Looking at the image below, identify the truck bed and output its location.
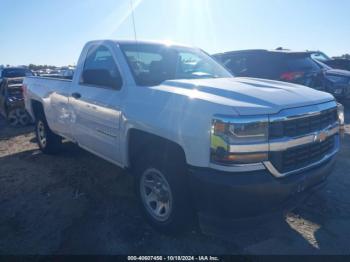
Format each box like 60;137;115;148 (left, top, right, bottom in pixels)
24;76;72;97
24;76;72;120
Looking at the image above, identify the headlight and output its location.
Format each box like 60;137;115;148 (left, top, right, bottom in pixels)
211;115;269;165
337;103;345;126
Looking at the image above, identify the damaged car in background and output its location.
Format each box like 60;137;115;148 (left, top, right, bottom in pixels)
213;49;350;100
310;51;350;72
0;77;32;126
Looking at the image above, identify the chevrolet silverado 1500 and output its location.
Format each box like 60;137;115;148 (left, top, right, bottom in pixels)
24;40;340;234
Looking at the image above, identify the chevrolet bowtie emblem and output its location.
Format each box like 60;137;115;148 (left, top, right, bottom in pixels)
314;130;328;143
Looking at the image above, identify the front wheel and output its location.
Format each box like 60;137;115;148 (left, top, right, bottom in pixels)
140;168;173;223
134;149;194;234
35;114;62;154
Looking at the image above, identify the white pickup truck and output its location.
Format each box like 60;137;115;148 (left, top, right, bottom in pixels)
24;40;340;234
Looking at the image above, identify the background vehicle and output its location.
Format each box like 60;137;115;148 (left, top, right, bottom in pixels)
39;67;75;80
0;67;33;83
0;68;33;126
310;51;350;71
24;40;340;234
0;77;31;126
0;67;34;77
213;50;350;100
59;67;75;79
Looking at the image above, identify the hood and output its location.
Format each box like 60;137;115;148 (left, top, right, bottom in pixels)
152;77;334;115
325;69;350;77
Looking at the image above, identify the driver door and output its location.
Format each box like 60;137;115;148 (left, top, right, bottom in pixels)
69;44;124;165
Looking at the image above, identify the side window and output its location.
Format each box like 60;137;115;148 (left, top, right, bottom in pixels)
81;45;123;89
233;54;281;78
223;55;248;76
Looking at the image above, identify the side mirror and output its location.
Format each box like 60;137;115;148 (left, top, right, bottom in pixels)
82;69;122;89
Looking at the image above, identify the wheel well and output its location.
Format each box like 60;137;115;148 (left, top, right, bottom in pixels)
31;100;44;120
128;129;186;170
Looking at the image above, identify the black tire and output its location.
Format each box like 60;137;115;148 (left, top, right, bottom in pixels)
7;108;31;127
35;113;62;154
134;147;195;234
7;109;20;127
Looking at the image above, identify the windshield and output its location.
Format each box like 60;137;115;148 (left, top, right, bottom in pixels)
2;68;33;78
314;60;332;70
120;43;233;86
310;52;331;62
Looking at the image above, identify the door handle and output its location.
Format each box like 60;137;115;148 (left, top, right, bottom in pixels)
71;92;81;99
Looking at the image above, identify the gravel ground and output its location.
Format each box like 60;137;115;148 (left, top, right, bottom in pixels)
0;102;349;255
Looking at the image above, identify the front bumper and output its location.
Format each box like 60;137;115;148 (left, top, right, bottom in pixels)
188;156;335;221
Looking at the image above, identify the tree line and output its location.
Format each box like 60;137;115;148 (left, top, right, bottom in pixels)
0;64;75;70
28;64;75;70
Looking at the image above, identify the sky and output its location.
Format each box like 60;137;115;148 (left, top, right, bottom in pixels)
1;0;349;66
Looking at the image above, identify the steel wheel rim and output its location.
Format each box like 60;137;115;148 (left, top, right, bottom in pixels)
140;168;173;222
37;120;47;147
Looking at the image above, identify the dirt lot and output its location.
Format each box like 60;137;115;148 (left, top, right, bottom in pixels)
0;103;350;255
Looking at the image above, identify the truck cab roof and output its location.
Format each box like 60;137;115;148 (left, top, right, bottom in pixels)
85;39;198;50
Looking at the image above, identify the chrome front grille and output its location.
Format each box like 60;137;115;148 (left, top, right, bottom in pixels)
269;135;336;174
265;101;340;177
269;107;338;139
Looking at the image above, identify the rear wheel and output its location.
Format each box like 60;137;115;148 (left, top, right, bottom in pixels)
35;114;62;154
134;148;194;234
